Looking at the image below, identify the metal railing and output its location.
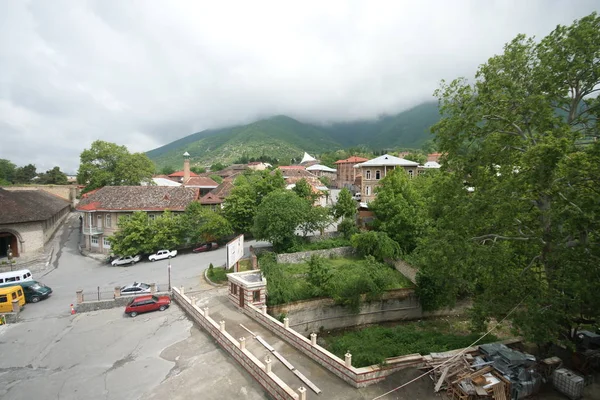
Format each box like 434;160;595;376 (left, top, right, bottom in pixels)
79;283;170;302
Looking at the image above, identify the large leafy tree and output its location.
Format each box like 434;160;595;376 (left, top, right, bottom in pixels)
182;202;233;244
0;159;16;185
369;169;428;254
77;140;155;193
37;166;68;185
253;190;309;251
332;187;357;220
422;13;600;346
14;164;37;184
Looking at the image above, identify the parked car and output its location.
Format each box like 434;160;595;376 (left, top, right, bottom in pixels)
125;295;171;317
111;255;141;266
352;192;361;201
0;280;52;303
192;242;219;253
120;282;156;296
148;249;178;262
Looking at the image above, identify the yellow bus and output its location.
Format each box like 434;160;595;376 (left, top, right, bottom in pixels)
0;286;26;313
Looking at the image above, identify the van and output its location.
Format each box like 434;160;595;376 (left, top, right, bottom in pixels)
0;280;52;303
0;269;33;285
0;286;26;313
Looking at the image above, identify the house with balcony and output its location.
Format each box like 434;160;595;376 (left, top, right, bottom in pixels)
354;154;419;203
76;186;200;254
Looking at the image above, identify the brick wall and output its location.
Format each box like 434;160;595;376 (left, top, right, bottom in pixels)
172;288;300;400
243;303;424;388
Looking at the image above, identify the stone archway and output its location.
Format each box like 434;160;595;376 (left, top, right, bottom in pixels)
0;231;21;257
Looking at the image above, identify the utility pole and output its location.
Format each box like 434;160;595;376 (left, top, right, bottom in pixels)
168;262;172;291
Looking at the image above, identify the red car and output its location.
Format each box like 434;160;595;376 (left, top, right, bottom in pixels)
192;242;219;253
125;295;171;317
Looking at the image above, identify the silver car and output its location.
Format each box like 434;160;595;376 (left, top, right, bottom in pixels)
120;282;156;296
111;255;141;266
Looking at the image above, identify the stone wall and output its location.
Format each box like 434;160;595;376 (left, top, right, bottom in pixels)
172;288;300;400
244;303;424;388
276;247;354;264
75;291;171;312
305;232;341;243
269;289;422;334
0;221;44;256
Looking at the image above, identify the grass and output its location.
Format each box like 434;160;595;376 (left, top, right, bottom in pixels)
261;255;414;306
284;237;351;253
321;317;504;367
208;259;254;284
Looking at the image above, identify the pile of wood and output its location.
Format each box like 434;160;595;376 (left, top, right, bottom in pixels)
422;352;511;399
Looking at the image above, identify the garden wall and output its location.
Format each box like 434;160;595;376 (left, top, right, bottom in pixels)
244;302;424;388
172;288;300;400
276;247;355;264
268;289;422;334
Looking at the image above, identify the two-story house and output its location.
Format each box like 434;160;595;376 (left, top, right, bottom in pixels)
354;154;419;203
334;156;369;189
76;186;200;254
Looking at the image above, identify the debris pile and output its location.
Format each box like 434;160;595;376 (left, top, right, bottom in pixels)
423;342;542;400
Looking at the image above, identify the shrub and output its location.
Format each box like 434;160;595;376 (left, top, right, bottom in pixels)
350;231;401;261
338;218;358;239
207;263;215;278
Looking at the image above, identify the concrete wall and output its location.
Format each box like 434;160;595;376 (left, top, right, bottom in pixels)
269;289;422;334
244;302;424;388
276;247;354;264
172;288;300;400
75;291;171;312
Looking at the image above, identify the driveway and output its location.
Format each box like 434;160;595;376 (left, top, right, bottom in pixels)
0;306;268;400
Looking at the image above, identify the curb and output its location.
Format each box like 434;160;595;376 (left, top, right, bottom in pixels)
203;268;226;287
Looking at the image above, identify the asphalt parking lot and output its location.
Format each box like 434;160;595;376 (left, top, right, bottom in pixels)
0;304;268;400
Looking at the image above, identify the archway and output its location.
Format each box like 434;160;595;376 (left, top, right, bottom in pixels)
0;232;19;257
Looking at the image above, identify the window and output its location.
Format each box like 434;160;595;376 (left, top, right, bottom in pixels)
375;170;381;180
91;236;99;247
233;285;238;295
0;295;6;303
97;214;102;226
408;169;414;179
253;291;260;302
366;170;371;179
366;186;371;196
17;289;23;296
105;214;112;228
103;237;111;248
11;292;16;300
148;214;156;221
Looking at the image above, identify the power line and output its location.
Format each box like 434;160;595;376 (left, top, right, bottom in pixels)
371;298;526;400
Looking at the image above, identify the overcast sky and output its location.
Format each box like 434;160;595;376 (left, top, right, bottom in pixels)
0;1;597;173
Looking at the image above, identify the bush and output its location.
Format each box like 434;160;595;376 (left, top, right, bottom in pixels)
338;218;358;239
285;237;350;253
350;231;401;261
207;263;215;277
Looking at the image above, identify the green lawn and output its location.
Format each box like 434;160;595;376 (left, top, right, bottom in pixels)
321;318;501;367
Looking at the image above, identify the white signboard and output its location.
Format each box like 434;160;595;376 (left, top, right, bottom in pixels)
226;234;244;270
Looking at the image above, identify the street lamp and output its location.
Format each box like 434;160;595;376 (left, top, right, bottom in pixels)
168;261;172;291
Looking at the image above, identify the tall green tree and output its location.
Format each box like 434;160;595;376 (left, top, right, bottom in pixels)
182;202;233;244
0;159;16;184
108;212;155;256
253;190;309;251
423;12;600;346
14;164;37;184
77;140;155;192
332;187;357;220
369;169;428;254
37;166;68;185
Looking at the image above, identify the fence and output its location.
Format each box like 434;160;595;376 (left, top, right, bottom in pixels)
77;282;169;307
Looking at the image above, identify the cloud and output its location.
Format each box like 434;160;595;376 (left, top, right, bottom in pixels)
0;0;597;173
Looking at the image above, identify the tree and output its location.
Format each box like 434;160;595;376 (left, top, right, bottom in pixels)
369;169;428;254
292;178;314;201
77;140;155;192
182;202;233;244
0;159;16;184
350;231;401;262
332;188;357;220
210;162;226;172
253;190;309;251
190;166;206;174
148;210;184;251
160;165;176;175
299;206;333;237
108;212;155;256
424;13;600;346
37;166;68;185
14;164;37;184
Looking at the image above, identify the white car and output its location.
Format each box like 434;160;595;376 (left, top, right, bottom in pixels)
111;255;141;266
148;249;178;262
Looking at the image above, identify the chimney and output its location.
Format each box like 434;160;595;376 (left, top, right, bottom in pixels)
183;151;190;184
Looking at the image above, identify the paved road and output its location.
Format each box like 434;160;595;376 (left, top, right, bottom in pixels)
20;214;268;320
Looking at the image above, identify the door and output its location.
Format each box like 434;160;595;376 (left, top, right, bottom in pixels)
97;214;103;229
239;288;244;307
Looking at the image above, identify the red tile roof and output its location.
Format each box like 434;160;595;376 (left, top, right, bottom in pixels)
76;186;199;212
184;176;219;187
168;170;199;178
334;156;369;164
199;192;223;205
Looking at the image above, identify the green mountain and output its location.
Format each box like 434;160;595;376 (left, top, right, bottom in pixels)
147;102;440;169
